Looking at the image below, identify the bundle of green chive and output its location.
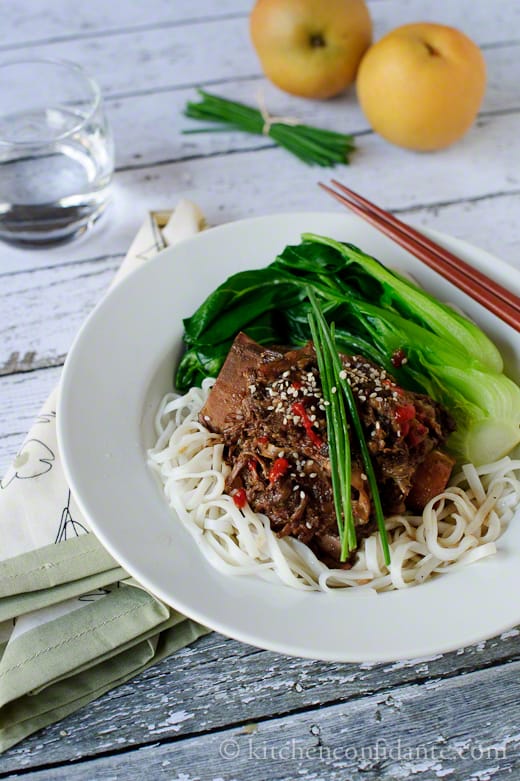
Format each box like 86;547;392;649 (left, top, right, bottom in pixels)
184;89;355;167
307;289;391;565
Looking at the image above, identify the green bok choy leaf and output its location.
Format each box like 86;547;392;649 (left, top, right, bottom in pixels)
176;234;520;465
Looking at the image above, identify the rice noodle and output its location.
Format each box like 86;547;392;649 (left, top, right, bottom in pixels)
148;380;520;592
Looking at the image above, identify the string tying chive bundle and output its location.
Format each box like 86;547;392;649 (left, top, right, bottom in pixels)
183;89;355;167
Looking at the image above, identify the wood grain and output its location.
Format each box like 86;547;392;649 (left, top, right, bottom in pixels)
0;259;120;377
0;0;248;50
1;629;520;773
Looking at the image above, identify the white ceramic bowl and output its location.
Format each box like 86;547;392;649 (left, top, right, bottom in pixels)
58;212;520;662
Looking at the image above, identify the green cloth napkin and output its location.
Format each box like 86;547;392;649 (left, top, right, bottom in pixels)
0;203;210;753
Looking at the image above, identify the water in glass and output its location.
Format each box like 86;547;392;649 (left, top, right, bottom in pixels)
0;59;114;247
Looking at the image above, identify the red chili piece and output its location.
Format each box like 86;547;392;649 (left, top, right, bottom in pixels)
232;488;247;509
395;403;416;437
291;401;323;448
247;458;258;473
268;457;290;484
391;348;407;368
395;404;416;424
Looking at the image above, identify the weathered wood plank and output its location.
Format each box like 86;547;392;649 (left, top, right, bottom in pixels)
0;258;121;377
3;0;518;61
3;654;519;779
1;627;519;772
2;16;259;99
0;0;248;49
1;20;516;181
1;3;517;107
1;107;519;277
104;42;520;169
113;106;520;221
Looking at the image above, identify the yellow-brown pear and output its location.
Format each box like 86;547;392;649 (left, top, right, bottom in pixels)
250;0;372;99
356;23;486;150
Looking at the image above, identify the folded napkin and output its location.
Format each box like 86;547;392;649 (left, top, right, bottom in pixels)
0;202;211;753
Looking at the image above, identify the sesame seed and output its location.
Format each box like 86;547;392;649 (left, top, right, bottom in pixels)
324;400;330;406
300;491;305;499
282;370;290;378
331;386;337;394
339;370;347;379
361;473;367;481
310;472;317;478
203;415;210;421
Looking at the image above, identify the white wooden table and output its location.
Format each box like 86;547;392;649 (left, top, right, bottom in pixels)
1;1;519;778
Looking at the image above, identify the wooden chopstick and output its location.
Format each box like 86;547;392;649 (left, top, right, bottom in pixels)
329;179;520;314
319;180;520;333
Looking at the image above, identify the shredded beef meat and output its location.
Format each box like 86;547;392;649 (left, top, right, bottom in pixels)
200;332;456;566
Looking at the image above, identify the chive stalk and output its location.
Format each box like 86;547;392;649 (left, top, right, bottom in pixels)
308;313;351;557
184;89;355;167
307;289;391;566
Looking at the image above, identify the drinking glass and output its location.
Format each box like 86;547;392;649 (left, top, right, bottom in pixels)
0;59;114;247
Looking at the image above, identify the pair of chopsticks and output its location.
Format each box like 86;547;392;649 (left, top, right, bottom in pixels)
319;180;520;333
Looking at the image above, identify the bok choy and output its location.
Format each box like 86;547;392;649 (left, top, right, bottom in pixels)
176;234;520;465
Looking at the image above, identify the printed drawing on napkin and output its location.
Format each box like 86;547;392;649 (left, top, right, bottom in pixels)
0;394;85;557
